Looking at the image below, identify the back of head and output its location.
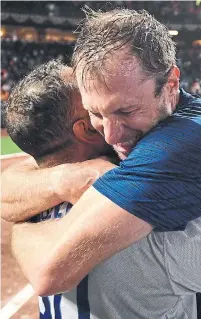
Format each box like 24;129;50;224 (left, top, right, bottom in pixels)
73;8;176;95
5;60;78;162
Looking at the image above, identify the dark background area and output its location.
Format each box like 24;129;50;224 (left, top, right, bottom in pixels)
1;1;201;127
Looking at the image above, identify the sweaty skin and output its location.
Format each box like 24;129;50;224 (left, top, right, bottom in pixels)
77;50;180;159
12;186;152;295
4;48;180;295
2;157;115;221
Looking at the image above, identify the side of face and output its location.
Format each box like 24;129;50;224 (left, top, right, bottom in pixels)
72;94;116;160
76;49;180;159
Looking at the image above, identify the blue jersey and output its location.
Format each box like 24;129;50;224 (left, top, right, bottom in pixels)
94;89;201;231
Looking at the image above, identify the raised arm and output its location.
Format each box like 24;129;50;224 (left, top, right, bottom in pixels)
12;187;152;296
2;158;115;222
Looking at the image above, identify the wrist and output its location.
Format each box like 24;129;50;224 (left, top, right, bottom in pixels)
52;162;100;204
49;164;67;204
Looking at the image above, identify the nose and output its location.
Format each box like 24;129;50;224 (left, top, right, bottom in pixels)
103;118;123;145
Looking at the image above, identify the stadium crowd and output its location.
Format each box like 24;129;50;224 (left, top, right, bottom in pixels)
1;39;72;99
1;39;201;109
1;0;201;127
1;39;72;127
2;1;201;22
1;0;201;112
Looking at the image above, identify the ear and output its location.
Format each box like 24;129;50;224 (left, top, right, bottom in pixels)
73;118;102;144
167;65;180;93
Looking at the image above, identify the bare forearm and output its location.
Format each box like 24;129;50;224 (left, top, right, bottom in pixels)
11;210;83;294
12;186;152;296
2;158;115;222
12;220;58;289
40;188;152;295
2;160;63;222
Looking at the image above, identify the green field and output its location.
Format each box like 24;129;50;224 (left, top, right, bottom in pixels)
1;136;23;155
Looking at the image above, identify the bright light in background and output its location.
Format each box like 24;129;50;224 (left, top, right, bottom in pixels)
169;30;179;36
0;29;5;37
196;0;201;6
0;27;7;37
192;39;201;46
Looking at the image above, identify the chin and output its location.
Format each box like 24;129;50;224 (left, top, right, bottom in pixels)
119;153;128;160
113;150;128;160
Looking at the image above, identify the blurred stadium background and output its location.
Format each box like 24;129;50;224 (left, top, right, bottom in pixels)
1;1;201;318
1;0;201;155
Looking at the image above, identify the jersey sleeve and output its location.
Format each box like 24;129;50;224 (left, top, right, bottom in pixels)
93;116;201;231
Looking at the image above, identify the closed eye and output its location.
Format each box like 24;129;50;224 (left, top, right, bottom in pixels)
88;111;103;119
116;109;134;115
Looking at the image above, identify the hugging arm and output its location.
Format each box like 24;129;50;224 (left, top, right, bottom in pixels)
2;157;59;221
2;158;115;222
12;186;152;296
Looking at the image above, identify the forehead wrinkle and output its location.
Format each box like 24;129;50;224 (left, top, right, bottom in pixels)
81;47;144;90
92;94;133;116
80;51;153;115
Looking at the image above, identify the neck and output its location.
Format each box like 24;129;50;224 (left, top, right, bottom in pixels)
37;143;94;168
172;89;180;113
38;149;81;169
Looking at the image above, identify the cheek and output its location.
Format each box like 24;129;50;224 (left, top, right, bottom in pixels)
128;118;146;131
126;114;155;133
124;114;143;130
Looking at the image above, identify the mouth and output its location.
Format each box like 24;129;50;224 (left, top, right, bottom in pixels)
113;134;143;158
113;141;136;158
115;142;134;152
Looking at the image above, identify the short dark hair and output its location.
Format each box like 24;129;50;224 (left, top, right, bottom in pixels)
72;8;176;96
5;60;78;160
